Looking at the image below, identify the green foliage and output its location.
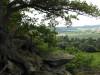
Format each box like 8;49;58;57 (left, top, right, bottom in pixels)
2;0;100;28
2;0;9;5
37;42;49;53
57;35;100;52
15;22;58;54
58;31;100;39
65;47;80;54
57;33;100;72
16;23;56;41
79;44;96;52
75;52;93;68
2;0;100;32
35;37;61;55
67;0;100;17
88;53;100;69
6;12;23;32
1;0;100;75
66;52;93;73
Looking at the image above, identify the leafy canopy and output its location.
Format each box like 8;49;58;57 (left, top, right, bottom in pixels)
2;0;100;27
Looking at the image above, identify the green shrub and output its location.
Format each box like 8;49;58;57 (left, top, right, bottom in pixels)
65;47;80;54
66;52;93;73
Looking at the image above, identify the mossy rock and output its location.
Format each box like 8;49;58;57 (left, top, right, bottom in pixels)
31;71;56;75
42;50;74;67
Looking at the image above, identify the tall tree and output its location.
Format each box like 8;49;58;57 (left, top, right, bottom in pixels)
0;0;100;75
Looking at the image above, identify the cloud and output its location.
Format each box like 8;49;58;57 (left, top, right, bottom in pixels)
71;0;100;26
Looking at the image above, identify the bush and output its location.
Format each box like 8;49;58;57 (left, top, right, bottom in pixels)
66;52;93;73
65;47;80;54
79;44;96;52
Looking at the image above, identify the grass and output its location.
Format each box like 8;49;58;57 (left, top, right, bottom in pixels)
88;52;100;68
83;52;100;68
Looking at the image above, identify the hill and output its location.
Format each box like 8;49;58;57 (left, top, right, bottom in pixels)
56;25;100;39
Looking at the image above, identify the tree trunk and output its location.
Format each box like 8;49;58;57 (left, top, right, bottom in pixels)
0;0;8;47
0;1;5;28
0;1;31;75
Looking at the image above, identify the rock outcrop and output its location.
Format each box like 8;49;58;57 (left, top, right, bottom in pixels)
0;34;74;75
40;52;74;75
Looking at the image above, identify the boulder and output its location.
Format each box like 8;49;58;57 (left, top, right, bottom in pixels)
43;51;74;67
37;51;74;75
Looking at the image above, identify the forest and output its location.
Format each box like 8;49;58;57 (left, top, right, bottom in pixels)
0;0;100;75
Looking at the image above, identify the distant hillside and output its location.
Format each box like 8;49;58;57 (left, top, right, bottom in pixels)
75;25;100;28
56;25;100;33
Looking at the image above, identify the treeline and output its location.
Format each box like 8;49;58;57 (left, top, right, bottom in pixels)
56;35;100;74
57;35;100;52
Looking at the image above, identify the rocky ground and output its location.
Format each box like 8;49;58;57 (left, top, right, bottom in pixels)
0;30;74;75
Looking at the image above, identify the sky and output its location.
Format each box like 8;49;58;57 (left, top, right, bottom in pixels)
26;0;100;27
70;0;100;27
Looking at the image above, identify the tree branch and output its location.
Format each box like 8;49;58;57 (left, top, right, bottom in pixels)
8;0;26;8
0;64;8;74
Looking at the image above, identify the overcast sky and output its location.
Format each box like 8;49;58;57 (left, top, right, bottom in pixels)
26;0;100;27
70;0;100;27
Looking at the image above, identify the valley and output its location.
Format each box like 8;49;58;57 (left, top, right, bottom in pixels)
56;25;100;39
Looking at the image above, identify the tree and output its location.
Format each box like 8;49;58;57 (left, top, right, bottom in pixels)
0;0;100;28
0;0;100;75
